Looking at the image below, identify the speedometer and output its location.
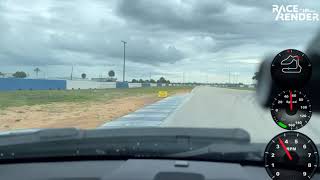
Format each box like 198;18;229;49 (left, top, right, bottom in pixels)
271;90;312;130
265;132;319;180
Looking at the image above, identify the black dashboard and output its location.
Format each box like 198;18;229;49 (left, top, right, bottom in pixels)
1;159;320;180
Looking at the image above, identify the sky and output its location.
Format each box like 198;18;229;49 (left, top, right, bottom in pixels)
0;0;319;83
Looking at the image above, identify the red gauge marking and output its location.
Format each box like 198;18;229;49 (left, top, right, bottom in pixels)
278;137;293;161
290;90;293;111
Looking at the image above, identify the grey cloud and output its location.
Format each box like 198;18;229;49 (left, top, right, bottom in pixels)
0;0;185;67
116;0;232;34
116;0;318;49
0;0;319;82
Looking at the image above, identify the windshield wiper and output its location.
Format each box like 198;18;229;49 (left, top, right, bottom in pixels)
164;142;265;164
0;128;82;146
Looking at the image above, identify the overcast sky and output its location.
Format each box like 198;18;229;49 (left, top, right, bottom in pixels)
0;0;319;83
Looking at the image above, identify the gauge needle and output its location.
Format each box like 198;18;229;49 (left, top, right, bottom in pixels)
278;137;293;161
289;90;293;111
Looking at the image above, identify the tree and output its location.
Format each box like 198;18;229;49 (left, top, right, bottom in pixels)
131;79;138;83
138;79;144;83
150;79;156;83
158;77;167;83
34;67;40;77
0;72;4;77
81;73;86;79
13;71;27;78
108;70;115;77
252;72;259;80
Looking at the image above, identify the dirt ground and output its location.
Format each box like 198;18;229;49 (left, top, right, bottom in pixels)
0;95;160;131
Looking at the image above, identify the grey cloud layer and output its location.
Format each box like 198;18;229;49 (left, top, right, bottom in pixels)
116;0;319;56
0;0;184;66
0;0;319;81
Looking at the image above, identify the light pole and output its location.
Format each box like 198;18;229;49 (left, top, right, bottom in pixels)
71;64;74;80
121;40;127;82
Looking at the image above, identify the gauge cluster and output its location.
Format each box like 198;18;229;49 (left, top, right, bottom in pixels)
271;90;312;130
265;49;317;180
271;49;312;88
265;132;318;180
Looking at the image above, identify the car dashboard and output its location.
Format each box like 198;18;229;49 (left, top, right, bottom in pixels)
1;159;320;180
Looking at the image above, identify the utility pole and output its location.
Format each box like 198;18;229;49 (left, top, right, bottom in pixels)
228;66;231;84
71;64;74;80
121;40;127;82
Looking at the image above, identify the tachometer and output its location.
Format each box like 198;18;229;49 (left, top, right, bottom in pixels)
265;132;319;180
271;90;312;130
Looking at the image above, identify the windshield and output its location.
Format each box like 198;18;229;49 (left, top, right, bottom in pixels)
0;0;320;163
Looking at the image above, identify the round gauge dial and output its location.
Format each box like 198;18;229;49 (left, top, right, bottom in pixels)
271;49;312;88
265;132;319;180
271;90;312;130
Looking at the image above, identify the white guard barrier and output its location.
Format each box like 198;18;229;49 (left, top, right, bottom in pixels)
66;80;116;90
128;83;142;88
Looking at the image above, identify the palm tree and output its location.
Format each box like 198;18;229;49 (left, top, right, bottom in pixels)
108;70;115;77
81;73;86;79
34;68;41;78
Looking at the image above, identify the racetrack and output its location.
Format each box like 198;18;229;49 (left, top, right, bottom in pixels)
162;86;320;144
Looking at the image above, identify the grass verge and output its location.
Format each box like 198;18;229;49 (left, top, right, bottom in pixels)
0;86;193;109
